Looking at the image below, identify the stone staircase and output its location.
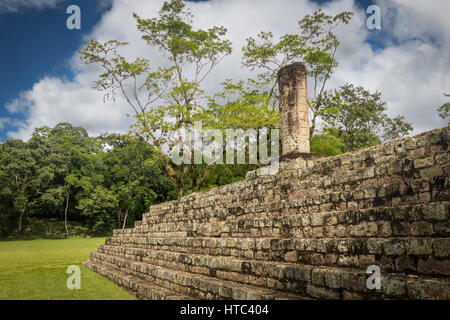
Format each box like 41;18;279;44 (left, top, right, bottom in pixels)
84;125;450;299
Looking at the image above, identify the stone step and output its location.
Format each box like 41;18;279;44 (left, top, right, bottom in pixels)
117;201;449;240
140;200;449;229
87;251;450;300
105;236;449;261
142;190;436;229
82;260;193;300
86;253;311;300
99;236;450;276
140;160;448;225
97;246;316;294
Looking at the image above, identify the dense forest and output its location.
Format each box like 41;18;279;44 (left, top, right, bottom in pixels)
0;122;255;238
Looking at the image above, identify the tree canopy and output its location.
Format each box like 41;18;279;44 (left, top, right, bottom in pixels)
319;84;412;152
0;123;177;237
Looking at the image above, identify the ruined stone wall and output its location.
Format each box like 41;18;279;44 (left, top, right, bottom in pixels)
86;124;449;300
136;126;448;239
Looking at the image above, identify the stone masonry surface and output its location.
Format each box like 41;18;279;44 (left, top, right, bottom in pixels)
84;123;450;300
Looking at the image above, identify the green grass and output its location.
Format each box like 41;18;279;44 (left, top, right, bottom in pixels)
0;238;135;300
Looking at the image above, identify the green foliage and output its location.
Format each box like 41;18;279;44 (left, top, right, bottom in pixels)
0;122;177;238
77;186;119;235
7;218;88;240
202;79;280;130
133;1;232;68
0;120;256;237
242;9;353;134
0;139;37;232
241;8;412;155
80;0;233;196
320;84;413;152
310;128;345;156
437;93;450;120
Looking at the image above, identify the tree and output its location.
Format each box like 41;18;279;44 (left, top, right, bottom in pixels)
0;122;180;238
77;185;119;235
79;0;232;196
97;133;176;229
310;128;345;156
203;79;280;131
319;84;413;152
242;9;353;135
26;123;94;237
50;123;90;236
0;140;37;232
437;93;450;120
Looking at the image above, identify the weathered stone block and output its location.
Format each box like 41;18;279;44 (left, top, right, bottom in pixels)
414;157;434;169
284;251;297;262
382;277;406;298
407;278;450;300
409;222;435;236
384;240;405;256
418;258;450;276
306;285;340;299
349;222;378;237
311;268;326;286
420;166;443;179
339;272;367;292
367;239;385;254
433;239;450;257
423;203;447;221
324;270;341;289
406;239;432;255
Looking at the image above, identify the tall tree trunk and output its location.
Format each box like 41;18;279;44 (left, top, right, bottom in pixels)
122;206;130;230
64;193;70;237
310;110;317;136
117;209;122;228
178;176;184;197
17;208;25;232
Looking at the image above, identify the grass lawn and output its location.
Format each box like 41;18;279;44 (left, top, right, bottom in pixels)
0;238;135;300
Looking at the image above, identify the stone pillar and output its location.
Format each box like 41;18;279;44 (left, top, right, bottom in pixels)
277;62;310;155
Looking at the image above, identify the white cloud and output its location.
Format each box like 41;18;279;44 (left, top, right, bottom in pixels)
4;0;450;140
0;117;22;139
5;76;134;139
0;118;10;131
328;0;450;133
0;0;63;13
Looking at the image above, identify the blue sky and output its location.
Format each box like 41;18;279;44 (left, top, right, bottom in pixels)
0;0;110;139
1;0;449;141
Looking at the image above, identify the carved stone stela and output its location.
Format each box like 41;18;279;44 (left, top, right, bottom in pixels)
278;62;310;155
